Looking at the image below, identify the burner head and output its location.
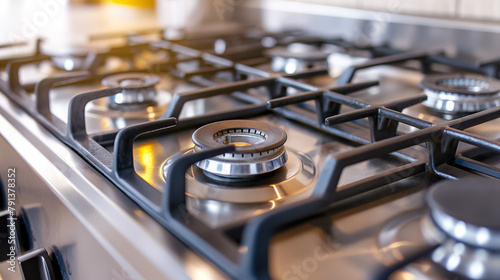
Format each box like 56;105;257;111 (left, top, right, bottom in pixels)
428;177;500;250
101;73;160;110
266;43;329;74
41;40;110;71
420;74;500;113
192;120;288;178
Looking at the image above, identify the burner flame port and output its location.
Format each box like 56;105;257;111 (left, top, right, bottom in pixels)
420;74;500;113
192;120;288;178
102;73;160;110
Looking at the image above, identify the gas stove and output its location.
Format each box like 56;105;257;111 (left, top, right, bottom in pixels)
1;23;500;280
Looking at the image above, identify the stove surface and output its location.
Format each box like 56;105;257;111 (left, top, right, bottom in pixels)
1;23;500;280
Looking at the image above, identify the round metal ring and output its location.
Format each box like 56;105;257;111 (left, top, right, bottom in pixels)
420;74;500;96
102;73;160;89
192;120;287;154
192;120;288;177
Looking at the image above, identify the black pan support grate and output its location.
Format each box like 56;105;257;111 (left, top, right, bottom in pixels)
1;30;500;279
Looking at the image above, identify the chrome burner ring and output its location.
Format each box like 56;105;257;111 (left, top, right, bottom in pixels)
41;40;110;71
102;73;160;109
420;74;500;113
192;120;288;178
265;43;330;74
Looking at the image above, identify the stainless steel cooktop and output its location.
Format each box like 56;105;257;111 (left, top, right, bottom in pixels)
1;25;500;280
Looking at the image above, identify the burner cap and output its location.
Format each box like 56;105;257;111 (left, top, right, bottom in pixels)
101;73;160;109
420;74;500;113
192;120;288;178
428;177;500;250
41;40;112;71
266;43;330;60
265;43;329;74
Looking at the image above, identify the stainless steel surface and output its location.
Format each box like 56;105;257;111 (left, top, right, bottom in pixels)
163;147;315;227
239;0;500;61
2;2;500;279
102;72;160;108
137;111;416;228
14;66;187;133
242;0;500;34
167;147;313;198
0;93;226;279
5;40;500;280
268;177;431;280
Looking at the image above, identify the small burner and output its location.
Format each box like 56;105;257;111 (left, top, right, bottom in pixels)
420;74;500;113
192;120;288;178
41;40;111;71
101;73;160;110
266;43;329;74
427;177;500;279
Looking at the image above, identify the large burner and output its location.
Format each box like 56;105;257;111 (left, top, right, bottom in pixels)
192;120;288;178
265;43;329;74
427;177;500;279
428;177;500;250
101;73;160;110
420;74;500;113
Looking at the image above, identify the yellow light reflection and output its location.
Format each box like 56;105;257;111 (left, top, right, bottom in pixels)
271;185;283;200
238;246;248;253
146;106;156;120
133;209;145;218
135;143;157;185
100;118;112;131
390;270;421;280
185;252;224;280
269;200;276;210
376;241;418;265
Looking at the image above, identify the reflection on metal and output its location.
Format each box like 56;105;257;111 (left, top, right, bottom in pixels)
185;251;224;280
431;240;500;279
267;43;330;74
102;72;161;109
377;210;436;266
269;200;276;210
271;185;282;200
85;89;171;130
135;143;165;185
163;147;315;203
420;74;500;113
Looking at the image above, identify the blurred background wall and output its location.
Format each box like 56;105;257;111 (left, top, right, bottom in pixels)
283;0;500;21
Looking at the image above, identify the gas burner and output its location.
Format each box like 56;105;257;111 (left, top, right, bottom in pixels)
162;148;315;204
427;177;500;279
192;120;288;178
41;40;111;71
266;43;329;74
420;74;500;113
428;177;500;250
101;73;160;110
